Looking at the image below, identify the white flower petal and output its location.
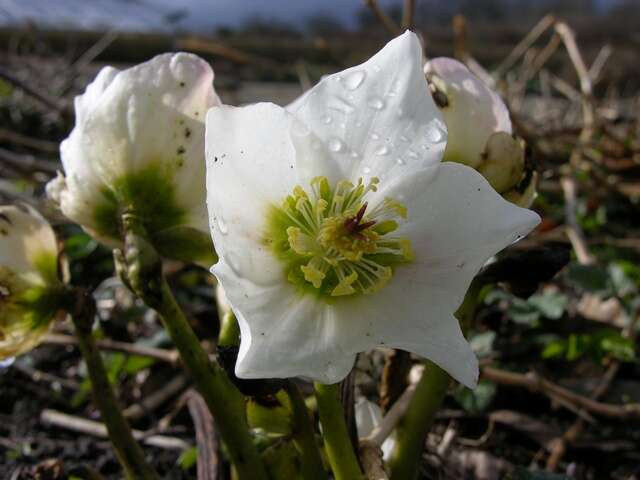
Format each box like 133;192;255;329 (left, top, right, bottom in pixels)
288;31;447;183
0;204;58;284
215;262;355;383
206;102;338;286
425;57;512;168
57;52;219;237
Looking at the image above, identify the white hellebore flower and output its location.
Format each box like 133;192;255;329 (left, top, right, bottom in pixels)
0;205;65;359
47;53;220;264
424;58;537;206
205;32;540;387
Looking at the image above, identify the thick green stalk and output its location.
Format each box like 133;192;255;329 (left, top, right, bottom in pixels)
314;383;364;480
285;382;328;480
387;361;450;480
69;290;158;480
119;214;268;480
149;278;268;480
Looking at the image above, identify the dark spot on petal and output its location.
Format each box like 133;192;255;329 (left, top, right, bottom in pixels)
177;146;186;155
184;127;192;138
0;213;11;225
179;81;185;87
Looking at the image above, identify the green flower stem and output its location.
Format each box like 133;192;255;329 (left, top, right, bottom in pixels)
285;382;328;480
388;361;450;480
314;383;364;480
388;279;484;480
69;290;158;480
119;214;268;480
218;311;240;347
148;277;268;480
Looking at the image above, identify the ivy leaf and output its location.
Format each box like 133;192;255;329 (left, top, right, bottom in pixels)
527;291;568;320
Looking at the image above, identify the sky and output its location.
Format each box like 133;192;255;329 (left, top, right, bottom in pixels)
0;0;625;33
0;0;398;32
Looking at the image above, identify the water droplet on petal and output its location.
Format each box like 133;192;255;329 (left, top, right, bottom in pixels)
328;137;345;153
363;166;372;174
372;64;381;72
350;151;360;159
396;108;404;117
216;216;228;235
421;144;430;151
341;69;366;90
400;135;409;142
339;122;346;129
367;97;386;110
375;145;390;156
396;157;406;165
426;127;443;143
322;114;332;125
370;132;380;140
407;150;418;159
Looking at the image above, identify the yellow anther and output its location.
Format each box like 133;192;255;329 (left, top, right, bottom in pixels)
331;272;358;296
293;186;308;199
374;220;398;235
301;263;325;289
287;227;312;255
399;239;414;261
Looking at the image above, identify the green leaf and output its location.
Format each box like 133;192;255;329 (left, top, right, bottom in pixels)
177;446;198;470
453;380;497;413
541;339;567;359
124;355;156;374
564;264;610;294
528;291;568;320
470;331;496;358
509;298;541;325
594;329;636;362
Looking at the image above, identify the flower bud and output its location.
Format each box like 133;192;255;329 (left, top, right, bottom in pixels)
424;57;536;205
48;53;221;265
0;205;66;359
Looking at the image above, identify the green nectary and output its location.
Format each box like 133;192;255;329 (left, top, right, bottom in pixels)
93;163;186;242
265;176;413;302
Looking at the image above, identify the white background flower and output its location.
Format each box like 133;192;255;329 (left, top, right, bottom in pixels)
424;57;512;168
0;205;63;358
49;53;220;260
205;32;539;387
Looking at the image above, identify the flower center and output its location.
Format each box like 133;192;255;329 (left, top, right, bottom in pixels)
266;176;413;300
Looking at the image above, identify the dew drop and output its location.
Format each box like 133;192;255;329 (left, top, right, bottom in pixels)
328;137;345;153
372;64;381;72
400;135;409;142
426;127;443;143
339;122;346;129
355;121;363;128
322;114;332;125
407;150;418;159
341;69;366;90
367;97;386;110
396;108;404;117
370;132;380;140
396;157;406;165
363;165;372;174
375;145;390;156
216;216;228;235
350;151;360;159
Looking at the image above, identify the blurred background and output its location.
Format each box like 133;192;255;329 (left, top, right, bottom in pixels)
1;1;640;479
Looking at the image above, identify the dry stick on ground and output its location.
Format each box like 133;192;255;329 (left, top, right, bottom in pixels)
0;146;59;176
45;333;180;365
481;367;640;420
123;375;189;421
495;14;556;77
543;23;629;472
0;128;59;153
186;390;220;480
362;0;400;36
40;409;190;451
0;66;69;114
